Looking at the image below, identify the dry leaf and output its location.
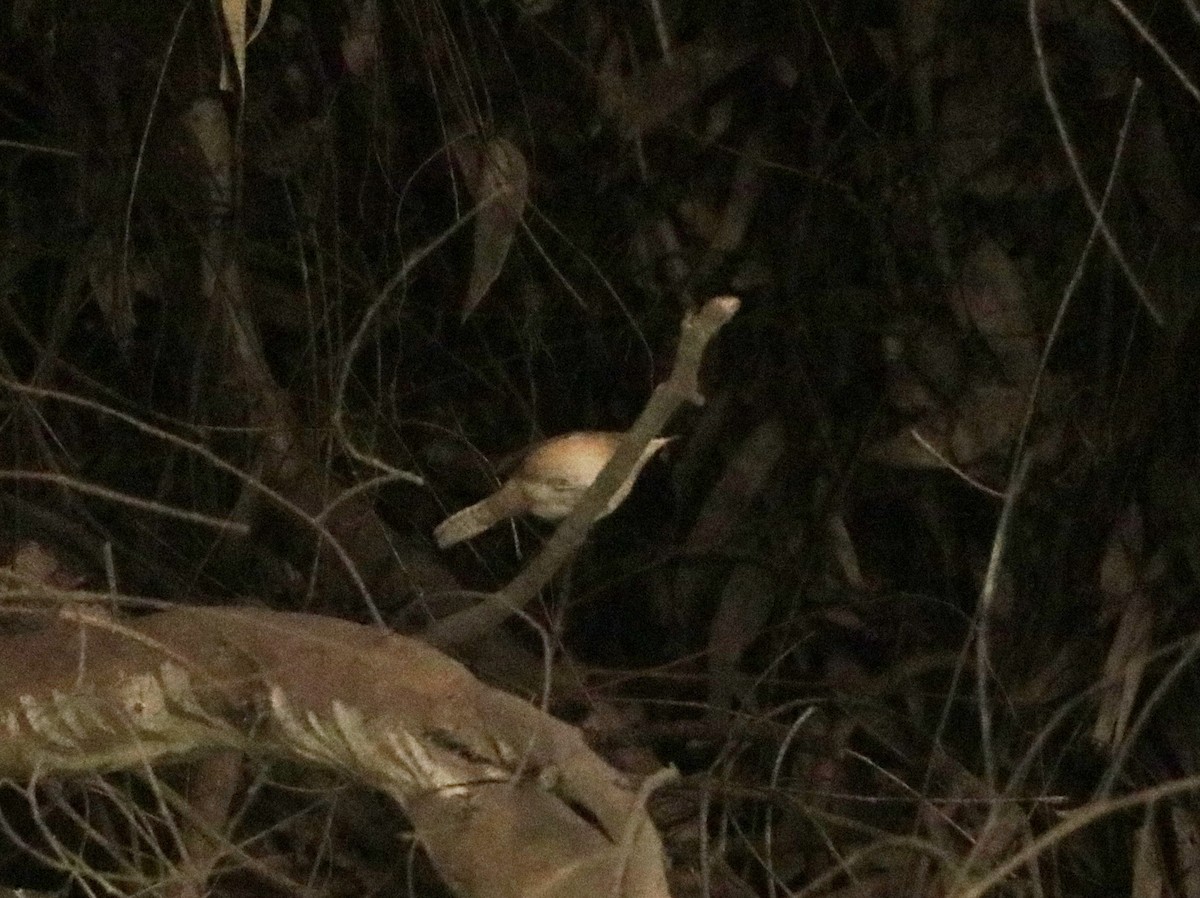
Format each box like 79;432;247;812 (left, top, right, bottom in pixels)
1093;597;1151;749
511;0;560;14
1132;812;1165;898
450;135;529;319
706;563;776;717
594;39;626;125
935;66;1020;199
341;0;380;76
955;240;1040;383
873;369;1055;470
181;98;234;201
219;0;273;89
948;382;1026;465
1129;100;1199;232
1;541;85;590
682;419;788;553
710;128;767;253
85;232;135;346
881;315;966;415
1098;505;1141;608
1092;507;1156;750
827;513;866;590
603;38;757;138
1170;804;1200;898
4;541;59;586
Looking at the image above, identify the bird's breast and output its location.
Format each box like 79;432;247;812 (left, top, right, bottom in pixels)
518;477;585;520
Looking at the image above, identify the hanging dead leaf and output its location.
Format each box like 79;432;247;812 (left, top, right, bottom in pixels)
682;419;788;553
873;360;1066;471
873;382;1022;470
881;314;966;414
955;240;1040;383
1129;101;1199;233
827;513;866;591
85;232;135;346
450;135;529;320
1098;504;1142;610
599;37;757;138
594;39;626;125
181;98;234;200
511;0;560;14
1132;811;1161;897
706;563;776;717
341;0;380;76
1092;507;1160;751
934;49;1023;199
1092;582;1152;750
1169;805;1200;898
710;128;767;253
948;381;1026;465
219;0;273;90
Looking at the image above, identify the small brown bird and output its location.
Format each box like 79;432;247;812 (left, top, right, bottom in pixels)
434;431;672;549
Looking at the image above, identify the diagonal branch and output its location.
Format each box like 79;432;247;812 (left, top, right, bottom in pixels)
424;295;741;649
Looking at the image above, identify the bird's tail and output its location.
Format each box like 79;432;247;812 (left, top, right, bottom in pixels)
434;484;522;548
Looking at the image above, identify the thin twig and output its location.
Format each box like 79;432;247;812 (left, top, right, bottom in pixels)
1029;1;1160;325
0;379;381;623
949;772;1200;898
